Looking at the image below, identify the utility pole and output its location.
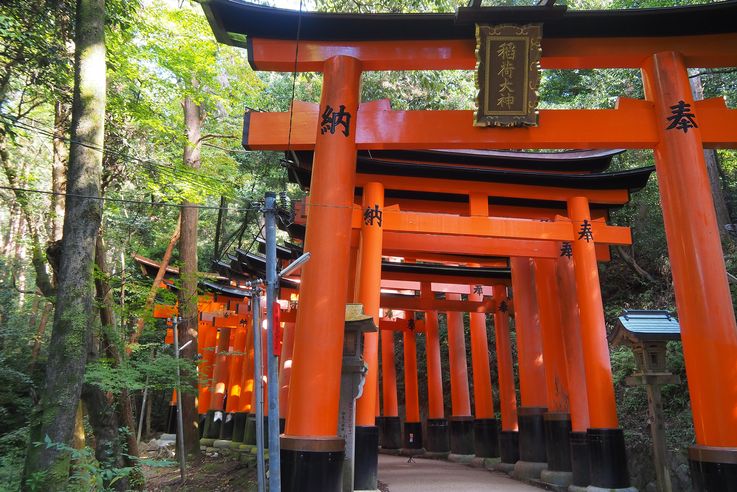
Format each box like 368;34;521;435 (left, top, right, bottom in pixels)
253;293;265;492
264;192;281;492
172;316;186;482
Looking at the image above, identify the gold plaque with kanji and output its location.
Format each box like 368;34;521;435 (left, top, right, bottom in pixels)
475;23;542;127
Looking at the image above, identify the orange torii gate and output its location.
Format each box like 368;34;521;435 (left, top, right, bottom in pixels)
201;1;737;491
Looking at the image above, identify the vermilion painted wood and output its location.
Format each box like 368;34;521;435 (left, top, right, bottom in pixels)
643;52;737;448
493;284;519;431
447;293;472;417
209;327;233;411
424;308;445;420
379;294;495;313
247;33;737;72
355;182;385;427
469;290;495;419
403;330;421;423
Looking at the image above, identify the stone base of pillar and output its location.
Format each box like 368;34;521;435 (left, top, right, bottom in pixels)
493;461;516;474
512;460;547;481
499;430;520;464
199;414;206;438
688;445;737;492
426;418;450;453
568;485;587;492
518;407;547;464
587;428;631;489
355;426;379;491
540;469;573;487
381;416;402;449
449;416;474;455
402;421;423;450
166;405;177;434
544;413;572;473
480;456;501;470
231;412;248;443
448;453;475;463
281;436;345;492
222;412;236;440
569;431;591;488
473;418;500;458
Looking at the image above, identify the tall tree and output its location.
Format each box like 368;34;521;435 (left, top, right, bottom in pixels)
22;0;106;487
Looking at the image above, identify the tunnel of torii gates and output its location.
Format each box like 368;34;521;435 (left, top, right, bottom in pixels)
151;1;737;491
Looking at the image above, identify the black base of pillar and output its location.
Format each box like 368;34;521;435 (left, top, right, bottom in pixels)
220;412;235;440
449;416;475;455
355;426;379;490
499;430;520;464
375;417;384;448
518;407;547;463
244;413;256;444
199;414;206;438
569;431;591;487
381;416;402;449
166;406;177;434
203;410;224;439
279;418;286;434
281;436;344;492
544;413;572;472
689;445;737;492
473;418;500;458
403;422;423;449
232;412;248;443
426;418;450;453
587;428;631;489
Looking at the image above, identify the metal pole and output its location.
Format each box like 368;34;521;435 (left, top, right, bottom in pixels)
253;293;266;492
172;316;186;482
137;380;148;443
264;192;281;491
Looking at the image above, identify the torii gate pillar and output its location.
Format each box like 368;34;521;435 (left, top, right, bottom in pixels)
643;51;737;490
281;55;361;492
446;294;475;457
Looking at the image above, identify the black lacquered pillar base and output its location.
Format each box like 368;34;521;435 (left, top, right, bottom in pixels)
426;418;450;453
689;445;737;492
355;426;379;491
449;416;475;455
403;422;423;450
569;431;591;488
540;413;573;486
231;412;248;443
281;436;345;492
543;413;572;471
499;430;520;464
244;413;257;445
473;418;499;458
587;428;631;489
220;412;234;440
166;406;177;434
517;407;547;463
203;409;223;439
199;414;206;438
381;416;402;449
375;417;384;447
279;418;286;434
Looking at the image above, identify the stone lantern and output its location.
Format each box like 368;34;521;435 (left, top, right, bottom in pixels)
610;310;681;492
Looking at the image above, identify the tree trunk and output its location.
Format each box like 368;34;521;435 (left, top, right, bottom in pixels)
22;0;106;488
52;100;69;242
131;214;181;346
178;94;203;458
689;71;732;233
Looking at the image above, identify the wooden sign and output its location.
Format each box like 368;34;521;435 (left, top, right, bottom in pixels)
474;23;542;127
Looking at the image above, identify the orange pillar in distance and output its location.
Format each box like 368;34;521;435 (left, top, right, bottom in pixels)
198;321;218;415
468;287;499;458
402;328;422;451
568;196;629;489
446;294;474;456
204;327;232;438
534;258;574;479
281;55;361;491
225;323;248;415
509;258;544;467
424;307;449;453
493;283;519;466
353;182;384;489
643;51;737;486
380;327;401;449
278;321;295;424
